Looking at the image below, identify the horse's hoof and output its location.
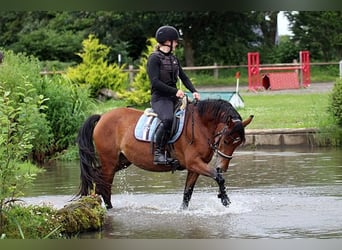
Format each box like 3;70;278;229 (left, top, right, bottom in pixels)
218;193;230;207
106;203;113;209
222;199;231;207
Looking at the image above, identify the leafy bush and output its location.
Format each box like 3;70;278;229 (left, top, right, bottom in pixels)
0;51;53;161
66;34;129;98
0;49;95;162
0;84;45;233
1;204;63;239
118;37;157;106
330;78;342;126
38;75;96;156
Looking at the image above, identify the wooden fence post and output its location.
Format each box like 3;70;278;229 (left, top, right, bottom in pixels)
129;64;134;83
213;62;218;79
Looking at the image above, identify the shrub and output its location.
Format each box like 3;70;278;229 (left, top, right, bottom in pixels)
66;34;129;98
329;78;342;126
38;74;96;157
118;37;157;106
1;204;63;239
0;50;52;160
0;84;46;233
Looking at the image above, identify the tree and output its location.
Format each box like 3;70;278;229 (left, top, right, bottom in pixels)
257;11;279;47
0;11;269;66
286;11;342;61
143;11;261;66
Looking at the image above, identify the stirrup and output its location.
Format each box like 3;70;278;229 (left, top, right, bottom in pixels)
154;160;169;165
153;156;175;165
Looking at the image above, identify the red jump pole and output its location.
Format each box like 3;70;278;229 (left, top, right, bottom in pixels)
247;52;261;91
300;51;310;88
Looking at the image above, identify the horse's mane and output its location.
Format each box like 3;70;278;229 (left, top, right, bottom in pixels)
196;99;242;123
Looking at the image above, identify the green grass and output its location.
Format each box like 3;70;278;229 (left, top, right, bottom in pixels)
91;99;127;114
237;93;332;129
92;92;333;130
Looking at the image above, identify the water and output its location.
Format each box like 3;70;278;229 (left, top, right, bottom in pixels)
22;147;342;239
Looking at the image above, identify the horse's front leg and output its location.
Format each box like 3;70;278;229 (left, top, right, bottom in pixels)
214;168;231;207
182;171;199;209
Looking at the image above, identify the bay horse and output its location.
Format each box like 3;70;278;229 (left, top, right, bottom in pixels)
77;98;253;209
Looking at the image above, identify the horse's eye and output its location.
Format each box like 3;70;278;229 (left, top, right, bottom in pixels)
233;137;241;144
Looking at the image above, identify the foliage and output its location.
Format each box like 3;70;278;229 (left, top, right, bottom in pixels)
0;50;53;159
1;204;63;239
1;195;105;239
0;49;43;92
286;11;342;61
118;37;157;106
10;28;84;62
66;34;129;98
267;35;300;63
315;124;342;147
329;78;342;126
56;195;106;236
0;11;86;63
0;84;46;233
38;74;96;157
164;11;261;66
0;49;95;163
1;11;341;67
0;11;291;68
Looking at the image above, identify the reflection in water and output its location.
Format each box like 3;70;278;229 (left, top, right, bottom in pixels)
22;147;342;238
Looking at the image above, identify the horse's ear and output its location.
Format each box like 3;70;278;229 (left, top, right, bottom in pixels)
242;115;254;127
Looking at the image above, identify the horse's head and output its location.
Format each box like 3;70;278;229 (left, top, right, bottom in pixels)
212;115;254;172
196;99;253;172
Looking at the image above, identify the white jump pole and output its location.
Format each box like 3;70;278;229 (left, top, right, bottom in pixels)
235;71;240;93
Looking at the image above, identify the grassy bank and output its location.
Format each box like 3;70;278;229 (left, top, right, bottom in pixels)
237;93;332;129
94;92;332;130
89;86;341;147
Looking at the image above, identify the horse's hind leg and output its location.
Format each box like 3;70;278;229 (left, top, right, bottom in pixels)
98;153;131;209
96;152;119;209
99;166;115;209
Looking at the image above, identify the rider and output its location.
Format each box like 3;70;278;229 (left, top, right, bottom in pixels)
147;25;200;165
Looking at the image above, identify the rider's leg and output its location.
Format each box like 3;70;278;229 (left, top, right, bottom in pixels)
153;122;174;164
152;99;175;165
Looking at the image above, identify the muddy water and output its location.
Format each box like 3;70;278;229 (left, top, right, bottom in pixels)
22;147;342;238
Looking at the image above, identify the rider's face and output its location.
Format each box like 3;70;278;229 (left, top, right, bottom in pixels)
164;40;178;51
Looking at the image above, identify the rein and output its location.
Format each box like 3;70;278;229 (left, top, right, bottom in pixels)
209;126;233;160
208;119;242;160
185;99;196;145
185;98;242;160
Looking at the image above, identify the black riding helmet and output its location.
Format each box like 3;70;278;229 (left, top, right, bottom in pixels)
155;25;181;44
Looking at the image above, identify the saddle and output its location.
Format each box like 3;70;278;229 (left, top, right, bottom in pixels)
134;97;187;143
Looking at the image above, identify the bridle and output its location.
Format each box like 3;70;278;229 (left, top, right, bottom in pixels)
208;120;242;160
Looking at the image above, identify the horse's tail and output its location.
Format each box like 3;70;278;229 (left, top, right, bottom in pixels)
76;114;102;197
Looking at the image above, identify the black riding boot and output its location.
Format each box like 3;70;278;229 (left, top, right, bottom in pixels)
154;123;174;165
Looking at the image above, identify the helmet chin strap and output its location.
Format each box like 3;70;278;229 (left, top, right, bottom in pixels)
162;41;173;53
170;41;174;52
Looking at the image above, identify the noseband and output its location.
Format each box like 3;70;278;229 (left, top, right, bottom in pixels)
209;120;242;160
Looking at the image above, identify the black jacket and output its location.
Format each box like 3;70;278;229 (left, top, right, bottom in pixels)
147;50;197;101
